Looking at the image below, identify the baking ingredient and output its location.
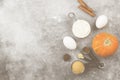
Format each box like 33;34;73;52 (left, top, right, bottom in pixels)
78;0;88;8
63;54;71;61
77;53;84;59
63;36;77;50
82;47;90;53
96;15;108;29
72;20;91;38
71;61;85;74
92;32;119;57
77;0;95;17
78;5;95;17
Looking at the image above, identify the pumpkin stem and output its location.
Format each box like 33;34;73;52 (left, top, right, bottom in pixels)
104;39;111;46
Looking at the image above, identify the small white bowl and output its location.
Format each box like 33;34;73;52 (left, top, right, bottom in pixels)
72;20;91;38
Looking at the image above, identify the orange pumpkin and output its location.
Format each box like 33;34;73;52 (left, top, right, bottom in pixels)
92;32;119;57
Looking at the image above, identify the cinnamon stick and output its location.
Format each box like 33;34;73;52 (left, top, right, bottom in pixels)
78;0;94;12
78;0;87;7
78;5;95;17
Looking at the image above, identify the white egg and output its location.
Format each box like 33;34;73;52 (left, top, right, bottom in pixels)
96;15;108;29
72;20;91;38
63;36;77;50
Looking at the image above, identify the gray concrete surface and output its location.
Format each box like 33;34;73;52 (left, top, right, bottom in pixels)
0;0;120;80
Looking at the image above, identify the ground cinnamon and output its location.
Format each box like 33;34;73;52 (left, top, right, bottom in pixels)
63;54;71;61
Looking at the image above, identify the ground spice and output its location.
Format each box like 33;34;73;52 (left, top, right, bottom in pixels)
82;47;90;53
77;53;84;59
63;54;71;61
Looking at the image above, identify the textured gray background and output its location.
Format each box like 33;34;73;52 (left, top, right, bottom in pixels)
0;0;120;80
